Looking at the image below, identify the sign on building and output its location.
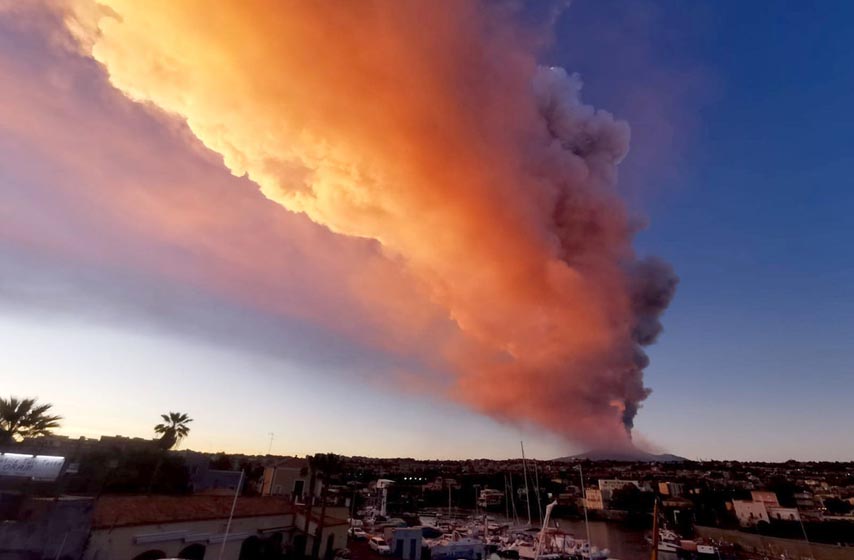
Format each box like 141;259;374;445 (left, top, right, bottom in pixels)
0;453;65;481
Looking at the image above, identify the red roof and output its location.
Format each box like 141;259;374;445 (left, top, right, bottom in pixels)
272;457;309;470
93;495;294;529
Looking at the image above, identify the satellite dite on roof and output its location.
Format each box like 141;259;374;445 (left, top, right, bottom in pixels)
0;452;65;481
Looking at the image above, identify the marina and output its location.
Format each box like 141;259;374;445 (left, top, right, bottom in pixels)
351;507;684;560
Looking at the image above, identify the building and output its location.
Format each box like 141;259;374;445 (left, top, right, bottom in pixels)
794;491;818;510
583;487;605;510
185;455;243;496
0;496;93;560
430;537;484;560
732;499;769;527
262;457;309;501
767;506;800;521
597;479;640;502
659;482;685;497
83;495;348;560
0;451;67;496
477;488;504;509
392;526;423;560
374;479;395;516
422;477;460;492
750;491;780;508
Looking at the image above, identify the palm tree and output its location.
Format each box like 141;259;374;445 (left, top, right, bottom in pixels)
154;412;192;450
0;397;62;445
148;412;192;494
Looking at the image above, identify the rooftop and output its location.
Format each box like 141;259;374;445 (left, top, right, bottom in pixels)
93;495;294;529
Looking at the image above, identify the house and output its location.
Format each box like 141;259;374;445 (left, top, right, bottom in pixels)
583;487;605;510
262;457;310;501
83;495;349;560
658;482;685;497
732;499;769;527
392;527;423;560
794;491;818;510
184;454;243;496
767;506;800;521
597;479;639;502
750;491;780;508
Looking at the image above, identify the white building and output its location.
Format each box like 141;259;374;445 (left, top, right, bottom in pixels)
262;457;310;501
767;506;800;521
83;495;348;560
732;499;769;527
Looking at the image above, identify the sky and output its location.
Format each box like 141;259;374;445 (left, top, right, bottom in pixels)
1;1;852;461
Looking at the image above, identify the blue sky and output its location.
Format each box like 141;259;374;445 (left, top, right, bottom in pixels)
552;0;854;459
1;1;852;461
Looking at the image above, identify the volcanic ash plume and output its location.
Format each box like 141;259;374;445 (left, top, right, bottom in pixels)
68;1;677;446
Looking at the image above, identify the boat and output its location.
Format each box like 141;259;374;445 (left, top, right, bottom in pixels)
645;528;719;557
645;528;681;553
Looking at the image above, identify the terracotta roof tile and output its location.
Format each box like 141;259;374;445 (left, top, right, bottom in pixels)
93;495;294;529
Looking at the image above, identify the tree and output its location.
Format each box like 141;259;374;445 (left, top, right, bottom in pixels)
610;484;655;514
766;476;801;508
0;396;62;444
154;412;193;450
824;497;853;516
149;412;192;494
311;453;342;560
300;453;342;559
210;452;233;471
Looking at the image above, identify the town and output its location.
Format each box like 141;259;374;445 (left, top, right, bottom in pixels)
1;409;852;560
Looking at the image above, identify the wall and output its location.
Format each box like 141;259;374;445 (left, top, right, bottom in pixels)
768;507;801;522
732;500;769;527
84;513;294;560
751;491;780;507
297;507;349;558
696;526;853;560
263;467;307;500
0;497;93;560
583;488;604;510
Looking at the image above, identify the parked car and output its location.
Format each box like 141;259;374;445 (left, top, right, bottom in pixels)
334;548;351;560
369;536;391;555
349;527;368;540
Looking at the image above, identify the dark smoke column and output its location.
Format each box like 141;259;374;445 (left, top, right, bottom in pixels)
623;257;679;433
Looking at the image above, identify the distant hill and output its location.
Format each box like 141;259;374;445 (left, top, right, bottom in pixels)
553;448;687;463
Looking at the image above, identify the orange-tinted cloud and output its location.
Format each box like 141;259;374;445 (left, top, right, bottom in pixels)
0;2;454;377
58;1;674;446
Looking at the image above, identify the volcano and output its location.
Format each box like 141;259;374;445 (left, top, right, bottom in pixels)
553;448;687;463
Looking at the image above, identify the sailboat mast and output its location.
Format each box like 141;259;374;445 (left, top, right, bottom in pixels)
533;460;544;522
651;497;660;560
520;441;532;526
509;471;519;525
577;465;591;547
504;473;510;520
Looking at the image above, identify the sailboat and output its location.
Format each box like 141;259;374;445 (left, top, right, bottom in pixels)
574;465;612;560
